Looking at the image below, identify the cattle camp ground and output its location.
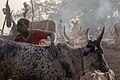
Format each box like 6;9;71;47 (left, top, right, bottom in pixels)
104;48;120;80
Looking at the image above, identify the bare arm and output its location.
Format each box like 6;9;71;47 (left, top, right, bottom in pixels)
46;31;57;45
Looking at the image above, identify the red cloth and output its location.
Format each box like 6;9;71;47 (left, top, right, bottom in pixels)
14;29;47;45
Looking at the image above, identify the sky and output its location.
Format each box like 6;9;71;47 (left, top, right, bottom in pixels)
0;0;30;34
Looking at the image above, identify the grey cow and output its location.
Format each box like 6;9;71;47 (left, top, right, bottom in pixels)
0;28;109;80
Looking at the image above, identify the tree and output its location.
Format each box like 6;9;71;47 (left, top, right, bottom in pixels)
13;0;62;21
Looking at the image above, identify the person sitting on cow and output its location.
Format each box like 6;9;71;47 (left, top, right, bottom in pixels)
13;18;56;46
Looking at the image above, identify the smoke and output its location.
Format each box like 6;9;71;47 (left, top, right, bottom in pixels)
50;0;81;23
97;0;111;19
49;0;120;36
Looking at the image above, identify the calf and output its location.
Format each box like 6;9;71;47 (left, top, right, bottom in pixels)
81;69;115;80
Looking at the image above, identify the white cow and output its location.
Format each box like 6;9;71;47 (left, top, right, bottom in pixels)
81;69;115;80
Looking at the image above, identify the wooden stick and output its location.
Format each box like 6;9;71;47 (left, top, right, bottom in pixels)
31;0;34;29
1;17;7;35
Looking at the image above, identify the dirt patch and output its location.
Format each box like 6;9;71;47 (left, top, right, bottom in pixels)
104;48;120;80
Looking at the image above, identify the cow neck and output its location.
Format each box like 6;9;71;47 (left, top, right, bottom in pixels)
21;30;31;41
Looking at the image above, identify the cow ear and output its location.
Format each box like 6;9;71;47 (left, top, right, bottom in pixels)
86;44;95;52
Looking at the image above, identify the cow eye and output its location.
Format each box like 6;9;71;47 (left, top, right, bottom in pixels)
91;74;95;78
17;23;22;26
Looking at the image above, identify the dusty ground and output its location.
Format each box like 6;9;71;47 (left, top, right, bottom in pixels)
104;48;120;80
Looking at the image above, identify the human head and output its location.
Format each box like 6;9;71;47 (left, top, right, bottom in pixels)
16;18;30;33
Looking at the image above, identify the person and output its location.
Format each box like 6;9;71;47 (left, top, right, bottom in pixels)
13;18;56;46
71;19;80;33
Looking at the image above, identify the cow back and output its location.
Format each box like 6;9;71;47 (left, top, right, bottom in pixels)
0;40;76;80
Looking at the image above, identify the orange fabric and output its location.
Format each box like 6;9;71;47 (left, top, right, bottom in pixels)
14;29;47;45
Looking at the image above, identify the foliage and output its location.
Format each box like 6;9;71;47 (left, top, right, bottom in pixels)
13;0;63;21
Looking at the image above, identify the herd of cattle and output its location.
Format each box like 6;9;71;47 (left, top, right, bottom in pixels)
0;27;115;80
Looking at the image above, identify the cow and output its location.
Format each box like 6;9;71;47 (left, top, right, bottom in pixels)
80;69;115;80
0;27;109;80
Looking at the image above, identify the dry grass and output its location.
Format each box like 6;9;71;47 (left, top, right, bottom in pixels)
104;48;120;80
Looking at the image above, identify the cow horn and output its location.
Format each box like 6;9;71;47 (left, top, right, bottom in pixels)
96;26;105;44
86;28;90;42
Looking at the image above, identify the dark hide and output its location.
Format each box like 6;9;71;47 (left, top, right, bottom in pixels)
0;40;82;80
0;39;109;80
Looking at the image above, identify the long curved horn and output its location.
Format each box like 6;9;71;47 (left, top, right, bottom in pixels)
63;26;70;41
96;26;105;44
86;28;90;42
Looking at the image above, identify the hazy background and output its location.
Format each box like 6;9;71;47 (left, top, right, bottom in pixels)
0;0;120;35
